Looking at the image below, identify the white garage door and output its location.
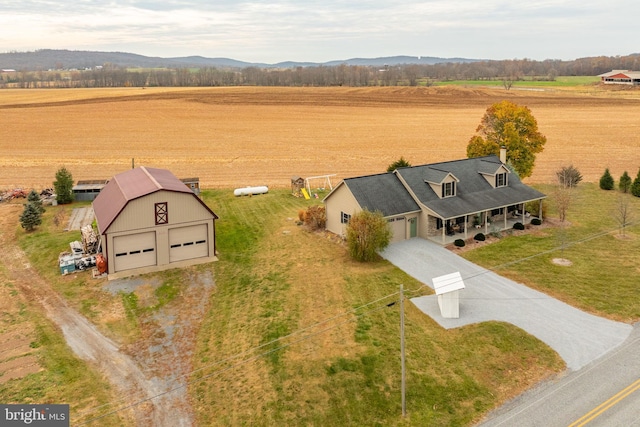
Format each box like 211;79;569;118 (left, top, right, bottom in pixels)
113;231;157;272
388;217;406;243
169;224;209;262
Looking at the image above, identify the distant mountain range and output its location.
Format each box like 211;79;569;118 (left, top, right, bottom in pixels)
0;49;480;70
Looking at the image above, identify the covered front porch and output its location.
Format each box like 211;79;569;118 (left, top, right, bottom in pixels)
426;201;543;245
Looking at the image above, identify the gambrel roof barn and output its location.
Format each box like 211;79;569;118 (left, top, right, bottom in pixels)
93;166;218;279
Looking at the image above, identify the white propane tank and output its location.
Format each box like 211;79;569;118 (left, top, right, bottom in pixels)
233;186;269;197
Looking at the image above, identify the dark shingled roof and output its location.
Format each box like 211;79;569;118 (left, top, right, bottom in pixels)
330;155;545;220
343;172;421;217
396;155;546;219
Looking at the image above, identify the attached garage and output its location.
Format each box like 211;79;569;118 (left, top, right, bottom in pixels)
388;217;406;242
169;224;209;262
93;166;218;279
113;231;157;272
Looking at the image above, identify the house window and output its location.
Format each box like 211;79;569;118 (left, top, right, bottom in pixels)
341;211;351;224
495;172;507;187
442;182;455;198
155;202;168;225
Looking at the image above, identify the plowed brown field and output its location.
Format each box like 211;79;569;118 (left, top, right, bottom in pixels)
1;85;639;189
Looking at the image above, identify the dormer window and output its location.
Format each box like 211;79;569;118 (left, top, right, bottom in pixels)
442;182;456;198
495;172;507;187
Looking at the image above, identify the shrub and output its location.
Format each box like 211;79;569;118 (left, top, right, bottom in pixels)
599;168;614;190
454;239;465;247
531;218;542;225
346;210;391;262
513;222;525;230
303;205;326;230
556;165;583;188
474;233;485;241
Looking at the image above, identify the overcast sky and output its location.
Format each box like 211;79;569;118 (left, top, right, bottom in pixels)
1;0;637;63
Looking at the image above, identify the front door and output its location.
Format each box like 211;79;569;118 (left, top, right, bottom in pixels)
409;217;417;238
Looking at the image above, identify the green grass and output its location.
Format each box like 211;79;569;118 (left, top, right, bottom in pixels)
191;189;564;426
0;296;126;425
13;183;633;426
431;76;600;88
463;183;640;322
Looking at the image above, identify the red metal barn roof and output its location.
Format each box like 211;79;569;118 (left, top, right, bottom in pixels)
93;166;216;234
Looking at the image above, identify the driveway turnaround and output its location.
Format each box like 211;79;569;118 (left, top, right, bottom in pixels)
379;238;632;371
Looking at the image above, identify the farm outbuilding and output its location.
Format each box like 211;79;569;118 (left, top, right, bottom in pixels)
93;166;218;279
72;179;108;201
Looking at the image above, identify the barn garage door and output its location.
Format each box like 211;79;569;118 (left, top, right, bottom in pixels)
113;231;157;272
388;217;406;242
169;224;209;262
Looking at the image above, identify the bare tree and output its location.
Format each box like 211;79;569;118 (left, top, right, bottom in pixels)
612;196;634;236
554;185;571;222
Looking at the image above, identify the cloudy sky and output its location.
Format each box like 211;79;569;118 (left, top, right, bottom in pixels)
1;0;637;63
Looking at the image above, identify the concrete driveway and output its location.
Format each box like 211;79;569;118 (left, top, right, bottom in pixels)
379;238;632;371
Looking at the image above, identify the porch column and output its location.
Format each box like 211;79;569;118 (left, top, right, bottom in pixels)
539;199;543;220
464;214;468;239
441;222;446;244
503;207;507;230
484;210;489;234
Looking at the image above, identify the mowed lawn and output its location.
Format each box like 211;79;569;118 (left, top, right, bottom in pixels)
463;183;640;323
191;189;564;426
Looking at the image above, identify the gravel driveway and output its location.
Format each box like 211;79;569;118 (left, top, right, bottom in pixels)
380;238;632;371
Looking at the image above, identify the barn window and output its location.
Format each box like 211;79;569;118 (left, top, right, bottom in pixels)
155;202;168;225
341;211;351;224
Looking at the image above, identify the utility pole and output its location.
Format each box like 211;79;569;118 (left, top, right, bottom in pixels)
400;284;406;417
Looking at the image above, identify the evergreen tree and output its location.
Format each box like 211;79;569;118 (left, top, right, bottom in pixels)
20;202;42;231
599;168;614;190
53;166;74;204
619;171;632;193
27;189;45;213
386;157;411;172
631;169;640;197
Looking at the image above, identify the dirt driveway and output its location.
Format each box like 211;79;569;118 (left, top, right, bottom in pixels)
0;203;211;426
380;238;633;371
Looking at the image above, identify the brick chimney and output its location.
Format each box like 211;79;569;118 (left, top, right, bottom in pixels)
500;146;507;164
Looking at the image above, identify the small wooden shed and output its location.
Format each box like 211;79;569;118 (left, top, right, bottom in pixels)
433;272;465;319
291;176;305;197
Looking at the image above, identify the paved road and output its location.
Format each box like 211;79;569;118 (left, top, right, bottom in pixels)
379;238;632;371
477;323;640;426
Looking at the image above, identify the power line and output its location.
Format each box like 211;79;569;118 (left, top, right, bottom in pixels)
77;300;397;425
76;290;400;421
77;219;639;423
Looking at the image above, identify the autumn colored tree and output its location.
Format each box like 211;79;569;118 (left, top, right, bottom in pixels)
466;100;547;178
346;210;391;262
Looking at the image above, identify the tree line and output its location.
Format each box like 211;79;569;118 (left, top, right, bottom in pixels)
2;54;639;88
